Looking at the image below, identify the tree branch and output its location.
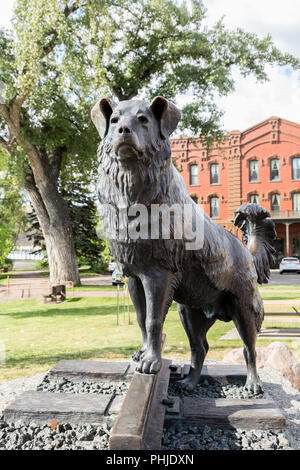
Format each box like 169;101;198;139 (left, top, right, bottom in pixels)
0;135;10;154
50;146;66;182
42;2;82;57
24;172;50;233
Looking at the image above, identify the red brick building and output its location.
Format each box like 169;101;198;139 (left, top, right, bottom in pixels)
171;116;300;264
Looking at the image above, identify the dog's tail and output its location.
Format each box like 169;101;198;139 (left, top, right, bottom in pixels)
234;203;276;284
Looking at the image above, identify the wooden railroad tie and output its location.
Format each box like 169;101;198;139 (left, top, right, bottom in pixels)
164;397;285;432
3;361;133;426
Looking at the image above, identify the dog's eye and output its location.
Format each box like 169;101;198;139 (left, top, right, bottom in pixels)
138;115;148;124
110;116;119;124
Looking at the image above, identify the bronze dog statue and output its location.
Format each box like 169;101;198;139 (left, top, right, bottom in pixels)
92;96;276;393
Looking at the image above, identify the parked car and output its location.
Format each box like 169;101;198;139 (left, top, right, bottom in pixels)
111;268;125;285
108;260;117;273
279;257;300;274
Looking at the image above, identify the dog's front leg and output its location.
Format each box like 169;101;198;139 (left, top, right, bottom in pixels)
127;276;147;362
135;269;175;374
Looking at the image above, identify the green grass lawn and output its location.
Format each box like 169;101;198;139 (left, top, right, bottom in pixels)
260;285;300;291
264;305;300;313
69;285;119;292
0;272;14;285
260;292;300;301
1;295;299;382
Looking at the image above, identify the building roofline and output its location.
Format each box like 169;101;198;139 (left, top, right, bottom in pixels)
171;116;300;142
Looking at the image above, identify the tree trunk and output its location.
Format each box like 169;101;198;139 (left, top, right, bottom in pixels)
25;176;81;286
46;220;81;285
0;100;81;285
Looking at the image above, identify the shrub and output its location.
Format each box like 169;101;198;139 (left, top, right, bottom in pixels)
0;258;13;272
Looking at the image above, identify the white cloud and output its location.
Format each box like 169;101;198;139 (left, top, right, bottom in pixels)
205;0;300;55
217;66;300;131
1;0;299;132
203;0;300;132
0;0;15;29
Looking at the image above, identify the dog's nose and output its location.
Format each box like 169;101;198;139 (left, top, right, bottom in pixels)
118;125;131;135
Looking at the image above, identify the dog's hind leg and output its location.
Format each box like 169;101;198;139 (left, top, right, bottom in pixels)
233;305;264;395
178;304;215;391
128;276;147;362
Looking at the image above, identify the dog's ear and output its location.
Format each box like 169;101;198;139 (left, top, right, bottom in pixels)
91;97;116;138
150;96;181;139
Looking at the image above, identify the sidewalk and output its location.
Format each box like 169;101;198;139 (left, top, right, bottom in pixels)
1;271;300;303
0;272;114;301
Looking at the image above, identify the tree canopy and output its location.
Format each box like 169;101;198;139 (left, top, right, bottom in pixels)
2;0;299;149
0;151;25;265
0;0;299;281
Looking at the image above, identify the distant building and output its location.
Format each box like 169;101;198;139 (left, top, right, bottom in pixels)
171;117;300;264
7;234;44;270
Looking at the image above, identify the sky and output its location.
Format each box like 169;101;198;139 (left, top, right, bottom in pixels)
202;0;300;131
0;0;299;132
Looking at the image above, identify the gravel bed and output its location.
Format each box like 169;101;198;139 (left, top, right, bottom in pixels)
37;374;129;396
0;370;128;451
0;418;111;450
0;358;299;451
162;424;291;450
164;377;288;450
162;359;300;450
168;378;263;399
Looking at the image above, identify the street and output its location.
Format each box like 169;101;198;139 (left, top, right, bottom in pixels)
267;270;300;286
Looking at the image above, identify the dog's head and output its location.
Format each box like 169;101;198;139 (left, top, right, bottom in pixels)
91;96;181;163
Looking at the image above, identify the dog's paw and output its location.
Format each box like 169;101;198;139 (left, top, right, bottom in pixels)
177;376;198;392
244;378;264;395
132;349;145;362
136;354;161;374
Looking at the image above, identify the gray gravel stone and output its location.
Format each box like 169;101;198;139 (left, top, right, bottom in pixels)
168;377;263;399
0;358;299;450
0;418;112;450
162;424;292;450
37;374;129;396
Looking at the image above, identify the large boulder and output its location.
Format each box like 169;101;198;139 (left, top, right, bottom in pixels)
223;342;300;391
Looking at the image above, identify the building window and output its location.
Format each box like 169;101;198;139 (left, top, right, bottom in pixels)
270;158;280;181
249;160;259;182
250;194;259;205
271;194;280;212
210;164;219;184
191;196;198;204
292;157;300;180
293;193;300;212
189;164;198;186
210;197;219;218
292;238;300;256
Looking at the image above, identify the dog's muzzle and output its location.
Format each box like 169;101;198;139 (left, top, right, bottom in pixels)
114;138;143;160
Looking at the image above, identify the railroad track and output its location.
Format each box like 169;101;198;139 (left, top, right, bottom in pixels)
109;359;285;450
3;334;286;451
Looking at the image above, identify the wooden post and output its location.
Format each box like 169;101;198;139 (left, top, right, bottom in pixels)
285;222;290;256
123;286;126;324
117;284;120;326
126;286;131;325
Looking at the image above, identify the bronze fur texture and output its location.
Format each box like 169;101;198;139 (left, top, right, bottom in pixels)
92;96;276;393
